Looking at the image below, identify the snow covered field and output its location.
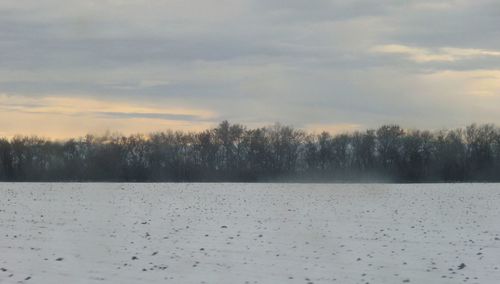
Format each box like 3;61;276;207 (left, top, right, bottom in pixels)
1;183;500;284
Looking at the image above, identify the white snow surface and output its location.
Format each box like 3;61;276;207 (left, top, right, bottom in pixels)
1;183;500;284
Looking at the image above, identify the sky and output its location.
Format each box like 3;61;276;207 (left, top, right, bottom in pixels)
1;0;500;139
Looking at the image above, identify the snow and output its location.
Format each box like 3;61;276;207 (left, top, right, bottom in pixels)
1;183;500;284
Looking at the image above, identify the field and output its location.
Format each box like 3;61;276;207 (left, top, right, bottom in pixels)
1;183;500;284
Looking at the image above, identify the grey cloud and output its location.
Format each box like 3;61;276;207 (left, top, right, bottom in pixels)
386;1;500;49
1;0;500;132
95;112;203;122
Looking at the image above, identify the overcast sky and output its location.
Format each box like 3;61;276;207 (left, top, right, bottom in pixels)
1;0;500;138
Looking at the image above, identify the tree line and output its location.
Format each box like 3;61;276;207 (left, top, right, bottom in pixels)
0;121;499;182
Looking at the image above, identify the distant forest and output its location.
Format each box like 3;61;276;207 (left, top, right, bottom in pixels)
1;121;500;182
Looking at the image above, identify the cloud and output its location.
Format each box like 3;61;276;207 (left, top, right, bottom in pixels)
0;94;212;118
372;44;500;63
0;94;215;138
96;112;201;121
2;0;500;137
418;69;500;98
